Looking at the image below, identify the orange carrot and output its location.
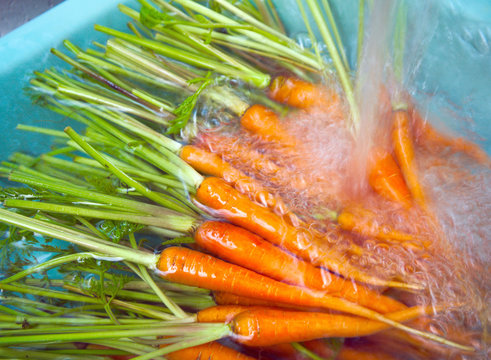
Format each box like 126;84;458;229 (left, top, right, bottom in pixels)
336;346;397;360
213;291;313;311
230;306;436;347
197;132;284;179
195;177;417;290
269;76;342;113
302;339;336;359
240;104;297;147
197;305;253;323
157;246;407;323
411;107;490;166
195;221;407;313
392;110;427;209
368;146;412;208
164;341;256;360
180;145;283;211
337;206;414;242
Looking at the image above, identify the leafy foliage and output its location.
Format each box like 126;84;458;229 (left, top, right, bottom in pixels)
97;219;144;243
167;73;213;135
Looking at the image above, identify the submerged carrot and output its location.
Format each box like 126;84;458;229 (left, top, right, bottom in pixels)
240;104;297;147
368;147;412;208
195;177;417;290
164;341;256;360
230;306;436;347
180;145;282;211
336;346;398;360
156;246;465;349
337;206;414;242
392;110;427;209
411;107;491;166
196;221;407;313
269;76;342;113
213;291;311;311
157;246;401;322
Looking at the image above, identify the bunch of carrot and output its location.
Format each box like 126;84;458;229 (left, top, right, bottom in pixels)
0;0;489;359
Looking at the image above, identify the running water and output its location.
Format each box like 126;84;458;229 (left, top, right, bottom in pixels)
195;1;490;357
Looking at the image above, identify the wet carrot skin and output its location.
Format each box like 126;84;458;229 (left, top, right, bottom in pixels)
269;76;341;111
195;221;406;314
197;305;253;323
164;341;257;360
195;177;394;288
230;306;432;347
180;145;283;211
392;110;426;209
368;147;412;208
240;104;297;147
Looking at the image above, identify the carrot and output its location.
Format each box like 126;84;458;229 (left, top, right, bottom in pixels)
197;305;253;323
213;291;313;311
195;221;407;313
269;76;342;113
410;107;491;167
164;341;256;360
240;104;297;147
392;110;427;209
336;346;397;360
230;306;437;347
302;340;336;359
368;146;412;208
337;206;414;242
157;246;404;322
195;176;418;290
180;144;290;215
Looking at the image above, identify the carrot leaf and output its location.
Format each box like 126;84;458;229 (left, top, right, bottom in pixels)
167;72;213;135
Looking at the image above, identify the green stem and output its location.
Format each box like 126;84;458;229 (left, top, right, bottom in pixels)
8;172;194;223
0;348;104;360
130;325;230;360
171;0;321;72
57;85;169;125
357;0;365;67
0;323;228;345
4;199;190;232
127;233;187;318
0;252;96;284
0;208;158;269
64;127;198;215
321;0;350;71
0;282;100;305
95;25;270;88
291;342;327;360
304;0;360;132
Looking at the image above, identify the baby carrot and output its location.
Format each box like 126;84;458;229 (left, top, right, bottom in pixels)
229;306;438;347
158;246;463;348
392;110;426;209
336;346;397;360
0;209;472;352
164;341;256;360
337;206;414;242
197;305;253;323
196;177;418;290
195;221;407;313
180;145;284;212
213;291;311;311
411;107;490;166
368;146;412;208
240;104;297;147
269;76;342;113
